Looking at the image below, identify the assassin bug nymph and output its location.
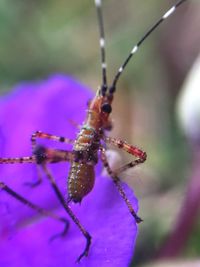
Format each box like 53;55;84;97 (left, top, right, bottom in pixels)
0;0;188;262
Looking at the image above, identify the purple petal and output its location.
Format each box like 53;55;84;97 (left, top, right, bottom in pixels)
0;75;139;266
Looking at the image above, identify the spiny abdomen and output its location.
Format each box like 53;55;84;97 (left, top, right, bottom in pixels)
68;162;95;203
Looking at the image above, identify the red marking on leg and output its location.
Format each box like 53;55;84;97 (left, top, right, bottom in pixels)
128;147;147;161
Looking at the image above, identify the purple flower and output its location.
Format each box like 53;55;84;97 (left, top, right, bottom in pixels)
0;75;139;267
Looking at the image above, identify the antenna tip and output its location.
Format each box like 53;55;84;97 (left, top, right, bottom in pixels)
95;0;101;7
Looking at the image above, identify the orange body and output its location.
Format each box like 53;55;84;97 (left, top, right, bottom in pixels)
67;93;112;202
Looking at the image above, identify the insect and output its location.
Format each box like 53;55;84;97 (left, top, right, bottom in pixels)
0;0;188;262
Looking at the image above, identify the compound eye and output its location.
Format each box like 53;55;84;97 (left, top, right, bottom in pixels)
101;103;112;114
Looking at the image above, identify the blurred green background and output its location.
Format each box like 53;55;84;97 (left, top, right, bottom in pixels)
0;0;200;266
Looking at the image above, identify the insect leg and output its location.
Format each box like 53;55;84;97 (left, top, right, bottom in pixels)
31;130;74;149
104;137;147;161
33;146;74;164
0;156;35;164
104;136;147;173
29;130;74;187
100;147;142;224
0;148;74;188
113;160;145;175
41;164;91;262
0;181;69;238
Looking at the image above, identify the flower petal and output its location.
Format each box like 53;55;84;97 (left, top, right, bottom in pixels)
0;75;139;266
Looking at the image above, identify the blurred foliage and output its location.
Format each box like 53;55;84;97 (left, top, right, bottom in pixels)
0;0;170;89
0;1;200;266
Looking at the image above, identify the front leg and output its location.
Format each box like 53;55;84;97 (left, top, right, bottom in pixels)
104;136;147;175
31;130;74;150
33;146;74;164
28;131;74;186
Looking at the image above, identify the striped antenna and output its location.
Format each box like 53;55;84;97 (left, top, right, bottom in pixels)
94;0;108;95
109;0;188;95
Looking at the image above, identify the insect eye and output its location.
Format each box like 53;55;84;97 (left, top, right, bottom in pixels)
101;103;112;114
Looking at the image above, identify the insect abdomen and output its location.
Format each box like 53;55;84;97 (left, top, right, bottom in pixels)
68;162;95;203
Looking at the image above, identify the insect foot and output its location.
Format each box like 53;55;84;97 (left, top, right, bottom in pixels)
76;232;92;263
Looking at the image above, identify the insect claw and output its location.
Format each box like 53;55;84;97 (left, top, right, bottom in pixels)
23;179;42;188
48;218;70;242
135;215;143;224
76;233;92;263
76;250;88;263
76;253;84;263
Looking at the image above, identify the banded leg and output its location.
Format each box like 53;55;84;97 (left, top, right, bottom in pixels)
100;147;142;223
0;148;74;167
114;157;146;176
0;155;41;187
0;147;74;186
31;130;74;150
104;136;147;174
0;156;35;164
29;131;74;186
33;146;74;164
29;145;74;186
0;181;69;238
41;164;91;262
